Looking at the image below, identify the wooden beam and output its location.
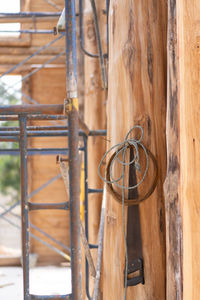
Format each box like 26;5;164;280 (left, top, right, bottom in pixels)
0;36;31;47
0;46;64;55
164;1;183;299
177;0;200;299
0;64;65;74
103;1;167;299
83;0;107;297
0;16;59;24
0;54;65;65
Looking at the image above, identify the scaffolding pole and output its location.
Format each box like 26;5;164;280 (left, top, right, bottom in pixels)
65;0;82;299
0;12;62;24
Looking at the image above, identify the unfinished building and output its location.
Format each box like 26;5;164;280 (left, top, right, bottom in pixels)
0;1;199;300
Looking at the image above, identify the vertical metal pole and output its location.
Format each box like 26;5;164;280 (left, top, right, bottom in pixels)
19;115;29;300
65;1;82;299
83;136;91;299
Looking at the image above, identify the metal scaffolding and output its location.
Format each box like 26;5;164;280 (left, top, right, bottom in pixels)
0;109;106;299
0;0;108;299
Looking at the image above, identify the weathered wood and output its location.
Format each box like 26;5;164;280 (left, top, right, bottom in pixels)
0;256;21;266
0;54;65;65
0;64;65;74
0;47;64;55
0;16;61;24
83;0;107;297
177;1;200;299
0;36;31;47
163;1;183;300
103;1;167;299
84;0;107;246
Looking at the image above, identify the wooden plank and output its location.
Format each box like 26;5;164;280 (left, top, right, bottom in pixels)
0;64;65;74
178;0;200;299
0;17;60;24
164;1;183;299
0;54;65;65
0;65;31;74
83;0;107;297
103;1;167;299
0;46;64;55
0;36;31;47
0;256;21;266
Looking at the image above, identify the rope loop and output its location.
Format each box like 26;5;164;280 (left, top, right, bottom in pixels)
98;126;158;206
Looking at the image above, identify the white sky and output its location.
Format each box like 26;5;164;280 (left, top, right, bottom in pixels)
0;1;22;103
0;0;20;13
0;75;22;105
0;0;20;36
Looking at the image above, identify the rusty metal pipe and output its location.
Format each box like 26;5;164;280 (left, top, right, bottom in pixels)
19;115;29;300
0;129;106;137
0;125;68;131
29;294;72;299
28;202;69;211
0;115;68;121
68;108;81;300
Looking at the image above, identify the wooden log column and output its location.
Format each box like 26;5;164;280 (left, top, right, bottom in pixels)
178;0;200;299
83;0;107;297
103;1;167;299
164;1;183;299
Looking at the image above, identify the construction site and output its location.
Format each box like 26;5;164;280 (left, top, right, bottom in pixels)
0;0;199;299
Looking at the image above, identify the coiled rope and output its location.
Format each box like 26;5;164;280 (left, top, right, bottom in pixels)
98;125;158;299
98;125;158;205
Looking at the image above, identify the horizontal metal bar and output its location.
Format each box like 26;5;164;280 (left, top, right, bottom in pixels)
29;295;72;300
0;29;56;34
88;188;103;193
0;130;68;136
0;129;106;137
0;12;62;18
28;202;69;211
0;148;69;156
0;104;64;115
0;115;68;121
0;126;68;131
0;127;24;131
0;137;19;142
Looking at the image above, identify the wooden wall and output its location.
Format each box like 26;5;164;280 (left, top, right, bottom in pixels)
103;1;167;299
164;1;182;299
29;68;69;265
0;0;70;265
167;0;200;299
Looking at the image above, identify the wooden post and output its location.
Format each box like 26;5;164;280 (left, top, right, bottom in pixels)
103;1;167;299
83;0;107;297
166;0;200;299
164;1;183;299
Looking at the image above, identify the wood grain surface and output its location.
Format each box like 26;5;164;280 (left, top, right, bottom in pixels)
103;1;167;299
